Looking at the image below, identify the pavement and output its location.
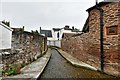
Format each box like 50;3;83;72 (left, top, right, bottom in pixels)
55;48;98;71
0;47;118;79
2;48;51;80
0;47;106;79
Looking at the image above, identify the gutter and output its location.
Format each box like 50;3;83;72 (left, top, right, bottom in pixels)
0;22;13;31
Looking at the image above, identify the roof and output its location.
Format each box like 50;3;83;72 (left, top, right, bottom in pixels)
0;22;13;31
84;1;119;32
104;0;120;2
82;17;89;33
53;28;61;31
64;27;72;30
40;30;52;37
71;29;81;32
86;2;111;12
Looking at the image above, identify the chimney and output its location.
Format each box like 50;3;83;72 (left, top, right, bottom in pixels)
23;26;24;31
40;27;41;34
72;26;75;30
104;0;120;2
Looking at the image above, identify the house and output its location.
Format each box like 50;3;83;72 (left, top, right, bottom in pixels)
83;1;120;75
52;28;61;40
0;21;13;49
52;26;81;47
40;28;53;46
61;1;120;76
53;25;81;41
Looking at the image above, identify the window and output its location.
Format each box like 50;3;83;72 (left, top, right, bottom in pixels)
106;25;118;35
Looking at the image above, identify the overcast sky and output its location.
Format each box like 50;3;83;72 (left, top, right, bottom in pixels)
0;0;104;32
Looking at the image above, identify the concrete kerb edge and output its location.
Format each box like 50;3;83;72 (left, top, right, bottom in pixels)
54;48;98;71
19;48;49;72
35;48;52;79
55;48;120;77
3;48;52;79
53;48;77;66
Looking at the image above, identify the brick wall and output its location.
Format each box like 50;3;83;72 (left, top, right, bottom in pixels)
61;2;120;76
2;31;47;69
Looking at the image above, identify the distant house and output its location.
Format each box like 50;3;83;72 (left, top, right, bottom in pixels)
52;26;81;47
0;22;13;49
54;26;81;40
52;28;61;40
40;26;81;47
40;28;53;46
40;30;52;38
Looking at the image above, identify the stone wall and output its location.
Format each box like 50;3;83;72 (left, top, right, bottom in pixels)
61;2;120;76
2;31;47;69
61;33;100;71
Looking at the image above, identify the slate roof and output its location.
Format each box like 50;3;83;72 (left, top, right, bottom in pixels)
41;30;52;37
83;2;112;33
82;17;89;33
0;22;13;31
86;2;111;12
53;28;61;31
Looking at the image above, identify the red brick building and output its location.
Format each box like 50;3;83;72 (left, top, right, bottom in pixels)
61;1;120;76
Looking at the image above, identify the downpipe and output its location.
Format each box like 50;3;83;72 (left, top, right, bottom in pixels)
96;3;104;73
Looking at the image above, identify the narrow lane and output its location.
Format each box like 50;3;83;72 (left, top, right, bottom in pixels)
40;49;114;78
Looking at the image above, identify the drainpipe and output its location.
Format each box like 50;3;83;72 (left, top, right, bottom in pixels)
96;1;104;72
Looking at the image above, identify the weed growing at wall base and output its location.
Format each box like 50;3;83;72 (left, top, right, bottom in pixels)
2;63;27;76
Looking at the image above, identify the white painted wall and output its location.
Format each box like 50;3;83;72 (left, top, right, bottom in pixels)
47;28;78;47
0;26;2;49
47;40;61;47
51;30;58;40
0;23;12;49
52;29;71;41
47;37;53;45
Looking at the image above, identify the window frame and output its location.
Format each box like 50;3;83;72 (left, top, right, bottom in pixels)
106;25;118;35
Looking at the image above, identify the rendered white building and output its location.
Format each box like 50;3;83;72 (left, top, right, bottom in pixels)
40;26;81;47
52;27;81;41
0;22;13;49
52;26;81;47
40;28;53;46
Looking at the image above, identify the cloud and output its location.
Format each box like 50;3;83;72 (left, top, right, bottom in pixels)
1;0;104;2
1;0;104;31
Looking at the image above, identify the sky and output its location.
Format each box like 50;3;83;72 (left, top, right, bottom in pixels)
0;0;104;32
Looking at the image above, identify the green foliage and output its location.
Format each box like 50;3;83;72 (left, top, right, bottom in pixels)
19;28;24;32
3;64;21;76
2;63;27;76
21;63;27;68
